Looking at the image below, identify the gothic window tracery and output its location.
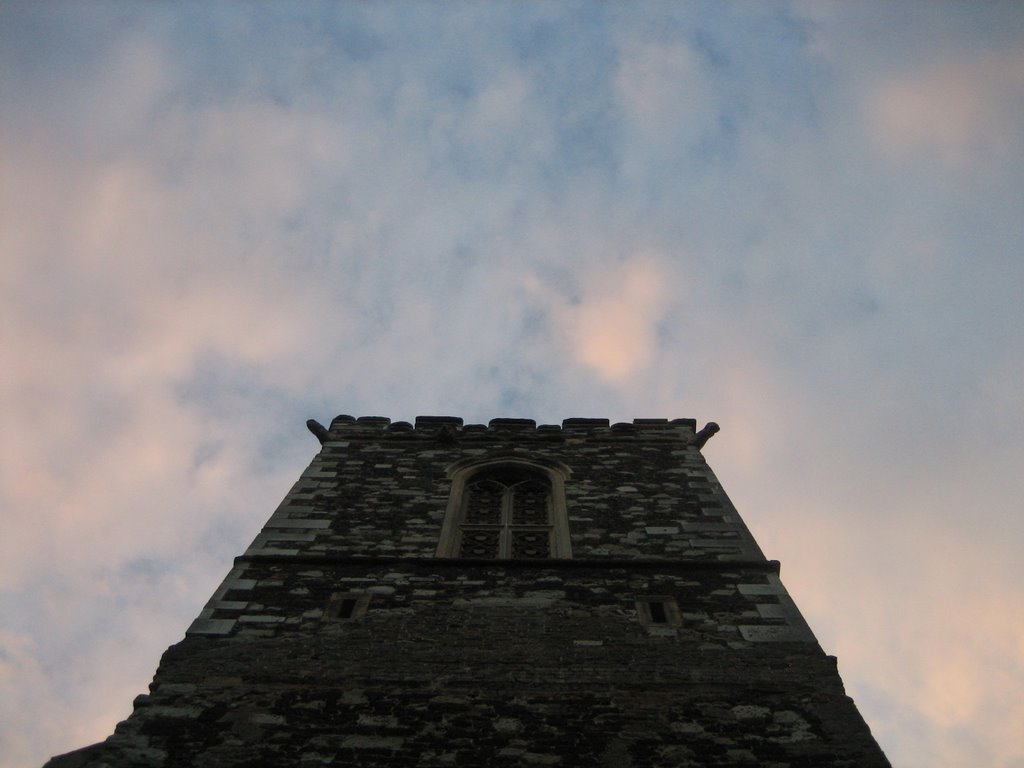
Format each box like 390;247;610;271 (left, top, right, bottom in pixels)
459;467;552;558
437;460;572;559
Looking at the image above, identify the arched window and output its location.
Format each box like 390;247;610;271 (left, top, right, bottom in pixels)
436;459;571;559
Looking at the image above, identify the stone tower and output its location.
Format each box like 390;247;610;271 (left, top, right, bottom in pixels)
47;416;889;767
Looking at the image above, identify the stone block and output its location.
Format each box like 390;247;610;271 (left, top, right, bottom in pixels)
739;625;814;642
185;618;236;636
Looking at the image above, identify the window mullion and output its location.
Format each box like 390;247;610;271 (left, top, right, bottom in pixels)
500;487;513;558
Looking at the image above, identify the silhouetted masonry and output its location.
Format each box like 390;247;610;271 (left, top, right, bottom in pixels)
47;416;889;767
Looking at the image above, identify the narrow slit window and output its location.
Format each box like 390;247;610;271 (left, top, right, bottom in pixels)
636;597;682;628
649;601;668;624
326;593;370;621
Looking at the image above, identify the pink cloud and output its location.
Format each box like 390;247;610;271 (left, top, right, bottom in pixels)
560;257;673;383
867;48;1024;169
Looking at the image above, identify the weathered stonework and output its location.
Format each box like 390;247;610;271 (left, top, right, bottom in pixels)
47;416;889;767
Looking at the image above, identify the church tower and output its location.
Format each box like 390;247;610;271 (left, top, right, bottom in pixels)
47;416;889;767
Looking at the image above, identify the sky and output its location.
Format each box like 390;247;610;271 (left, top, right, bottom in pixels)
2;2;1023;766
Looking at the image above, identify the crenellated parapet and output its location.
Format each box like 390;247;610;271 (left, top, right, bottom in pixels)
307;414;703;440
307;415;722;457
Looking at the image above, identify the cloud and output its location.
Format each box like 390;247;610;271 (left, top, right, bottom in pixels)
868;47;1024;168
552;256;674;383
614;32;714;146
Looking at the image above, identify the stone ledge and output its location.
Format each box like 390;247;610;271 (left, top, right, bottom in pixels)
233;553;782;573
739;625;816;643
186;618;236;636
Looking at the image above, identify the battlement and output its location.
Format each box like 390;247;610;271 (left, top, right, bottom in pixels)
312;415;703;442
